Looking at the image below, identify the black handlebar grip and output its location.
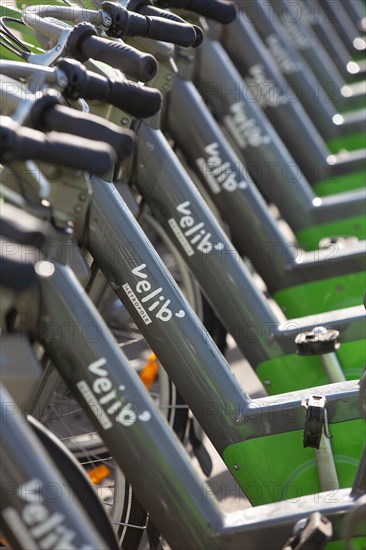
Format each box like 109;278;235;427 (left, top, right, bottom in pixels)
133;2;187;24
1;203;49;250
81;36;157;81
155;0;236;24
0;253;36;292
56;59;162;118
30;96;135;161
98;79;162;118
137;15;202;46
0;118;116;175
101;2;202;46
67;22;157;82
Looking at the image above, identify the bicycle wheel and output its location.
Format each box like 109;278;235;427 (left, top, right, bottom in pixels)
27;415;120;550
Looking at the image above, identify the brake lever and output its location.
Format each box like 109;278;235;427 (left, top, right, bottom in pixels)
28;28;71;67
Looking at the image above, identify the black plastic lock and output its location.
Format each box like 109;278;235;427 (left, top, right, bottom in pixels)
295;327;340;356
282;512;332;550
302;395;329;449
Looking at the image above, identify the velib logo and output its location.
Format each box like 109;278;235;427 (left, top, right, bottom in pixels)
123;264;186;324
280;18;311;51
77;358;151;430
246;64;288;107
266;34;302;74
223;104;271;149
2;479;93;549
168;201;224;256
196;142;248;192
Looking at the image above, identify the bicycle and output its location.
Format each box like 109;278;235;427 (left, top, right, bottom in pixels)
1;87;364;520
0;197;365;548
1;3;364;548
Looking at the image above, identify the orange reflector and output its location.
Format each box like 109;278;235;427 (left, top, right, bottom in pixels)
0;533;9;547
88;464;110;485
140;353;158;389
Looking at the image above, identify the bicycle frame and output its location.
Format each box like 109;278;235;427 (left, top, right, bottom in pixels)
319;0;364;55
2;4;365;512
2;16;364;387
233;1;365;141
192;32;365;237
269;0;351;111
17;4;366;228
1;184;365;547
340;0;366;34
20;258;366;548
221;10;348;183
2;141;364;509
303;0;363;80
135;115;365;300
76;175;366;501
27;144;366;385
169;51;365;246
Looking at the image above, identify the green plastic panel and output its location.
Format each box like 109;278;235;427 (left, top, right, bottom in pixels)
256;340;365;395
326;540;365;550
223;420;365;506
296;215;366;250
274;272;365;317
327;131;366;154
314;171;365;196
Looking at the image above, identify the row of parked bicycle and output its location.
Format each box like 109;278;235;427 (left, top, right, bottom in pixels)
0;0;365;548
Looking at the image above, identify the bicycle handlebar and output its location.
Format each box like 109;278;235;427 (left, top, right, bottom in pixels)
67;22;157;82
102;2;202;47
30;96;135;160
1;203;49;250
0;251;36;292
154;0;236;24
57;59;162;118
130;0;189;23
129;1;204;45
0;117;116;175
